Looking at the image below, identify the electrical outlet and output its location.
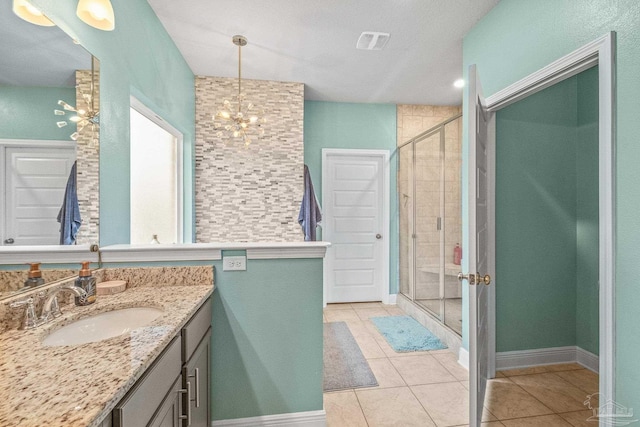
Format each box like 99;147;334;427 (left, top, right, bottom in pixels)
223;256;246;271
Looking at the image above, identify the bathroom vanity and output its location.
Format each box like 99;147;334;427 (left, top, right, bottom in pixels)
0;268;213;427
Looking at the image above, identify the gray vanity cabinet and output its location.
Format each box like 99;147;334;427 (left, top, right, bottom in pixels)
183;330;211;427
112;336;183;427
181;298;212;427
149;375;184;427
109;297;212;427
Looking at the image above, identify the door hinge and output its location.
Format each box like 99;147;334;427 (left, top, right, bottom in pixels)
437;217;442;231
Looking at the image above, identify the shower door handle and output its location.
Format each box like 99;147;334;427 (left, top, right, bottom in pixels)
458;273;476;285
458;272;491;286
375;234;382;239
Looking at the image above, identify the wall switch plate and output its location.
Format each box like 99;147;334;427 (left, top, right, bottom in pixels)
223;256;246;271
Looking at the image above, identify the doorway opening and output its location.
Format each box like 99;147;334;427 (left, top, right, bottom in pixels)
466;32;615;426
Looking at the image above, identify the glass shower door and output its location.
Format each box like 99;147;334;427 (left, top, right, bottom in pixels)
443;119;463;334
414;131;443;318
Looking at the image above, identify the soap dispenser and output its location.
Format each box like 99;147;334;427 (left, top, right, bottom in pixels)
75;261;97;306
24;263;44;288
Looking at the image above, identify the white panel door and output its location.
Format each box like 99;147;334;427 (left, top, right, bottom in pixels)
4;147;76;245
467;65;492;427
323;150;388;303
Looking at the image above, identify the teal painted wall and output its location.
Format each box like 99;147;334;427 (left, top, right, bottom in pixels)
495;77;578;352
576;67;599;355
463;0;639;408
0;86;75;140
29;0;196;244
101;256;324;420
304;101;399;294
211;257;324;420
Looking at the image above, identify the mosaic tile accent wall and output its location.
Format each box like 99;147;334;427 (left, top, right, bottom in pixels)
195;76;305;242
75;66;100;245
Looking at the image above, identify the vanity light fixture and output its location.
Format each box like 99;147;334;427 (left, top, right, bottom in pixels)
12;0;55;27
55;56;100;144
13;0;115;31
453;78;465;88
213;35;266;146
76;0;115;31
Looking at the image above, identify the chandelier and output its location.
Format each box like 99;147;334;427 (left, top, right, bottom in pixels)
55;56;100;144
213;35;266;145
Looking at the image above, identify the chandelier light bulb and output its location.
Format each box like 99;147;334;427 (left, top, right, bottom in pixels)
213;35;266;146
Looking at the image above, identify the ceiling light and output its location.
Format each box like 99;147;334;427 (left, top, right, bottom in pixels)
453;79;465;88
77;0;115;31
356;32;390;50
213;35;266;146
12;0;55;27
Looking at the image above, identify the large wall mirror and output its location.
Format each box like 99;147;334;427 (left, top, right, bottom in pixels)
0;3;100;299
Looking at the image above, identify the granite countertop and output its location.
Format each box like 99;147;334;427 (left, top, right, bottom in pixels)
0;284;213;427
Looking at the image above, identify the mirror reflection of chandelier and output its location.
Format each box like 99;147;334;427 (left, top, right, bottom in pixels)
213;35;266;146
54;56;99;145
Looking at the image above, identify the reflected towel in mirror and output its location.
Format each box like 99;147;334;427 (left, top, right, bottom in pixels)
57;161;82;245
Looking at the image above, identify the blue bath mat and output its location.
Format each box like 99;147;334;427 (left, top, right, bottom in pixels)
371;316;447;352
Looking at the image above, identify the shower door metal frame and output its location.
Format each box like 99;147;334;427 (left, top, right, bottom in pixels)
399;114;462;330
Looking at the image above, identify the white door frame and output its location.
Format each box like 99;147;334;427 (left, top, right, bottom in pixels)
321;148;391;306
482;32;616;403
0;139;76;246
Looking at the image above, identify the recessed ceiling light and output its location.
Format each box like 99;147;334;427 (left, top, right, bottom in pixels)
356;32;390;50
453;79;465;88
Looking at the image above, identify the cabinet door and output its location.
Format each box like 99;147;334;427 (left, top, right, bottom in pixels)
183;329;211;427
149;375;184;427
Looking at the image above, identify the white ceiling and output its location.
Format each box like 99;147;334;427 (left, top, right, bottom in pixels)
148;0;500;105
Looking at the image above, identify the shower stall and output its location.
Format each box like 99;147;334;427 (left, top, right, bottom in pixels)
398;113;463;336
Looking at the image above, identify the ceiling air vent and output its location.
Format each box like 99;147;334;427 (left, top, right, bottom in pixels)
356;32;390;51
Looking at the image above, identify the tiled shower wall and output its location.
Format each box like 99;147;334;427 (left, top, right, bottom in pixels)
194;77;305;242
397;105;462;300
75;67;100;245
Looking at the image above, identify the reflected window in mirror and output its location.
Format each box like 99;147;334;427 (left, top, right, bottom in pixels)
130;99;184;244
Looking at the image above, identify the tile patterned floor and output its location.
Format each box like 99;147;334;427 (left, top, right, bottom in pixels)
323;303;599;427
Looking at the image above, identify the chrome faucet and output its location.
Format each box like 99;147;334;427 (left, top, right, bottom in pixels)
41;285;88;323
9;296;43;329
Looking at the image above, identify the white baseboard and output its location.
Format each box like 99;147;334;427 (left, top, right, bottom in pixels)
496;346;599;373
576;347;599;373
458;347;469;370
211;410;326;427
383;293;397;305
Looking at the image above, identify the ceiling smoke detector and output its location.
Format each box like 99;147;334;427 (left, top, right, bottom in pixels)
356;32;390;50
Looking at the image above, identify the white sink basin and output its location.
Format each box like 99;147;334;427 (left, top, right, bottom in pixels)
42;307;164;347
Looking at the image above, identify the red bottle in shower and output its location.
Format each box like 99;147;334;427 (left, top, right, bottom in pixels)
453;243;462;265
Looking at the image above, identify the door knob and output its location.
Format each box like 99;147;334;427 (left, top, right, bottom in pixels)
4;238;14;244
477;273;491;286
376;234;382;239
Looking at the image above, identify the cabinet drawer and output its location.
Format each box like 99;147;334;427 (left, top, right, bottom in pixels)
113;336;182;427
182;298;211;362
